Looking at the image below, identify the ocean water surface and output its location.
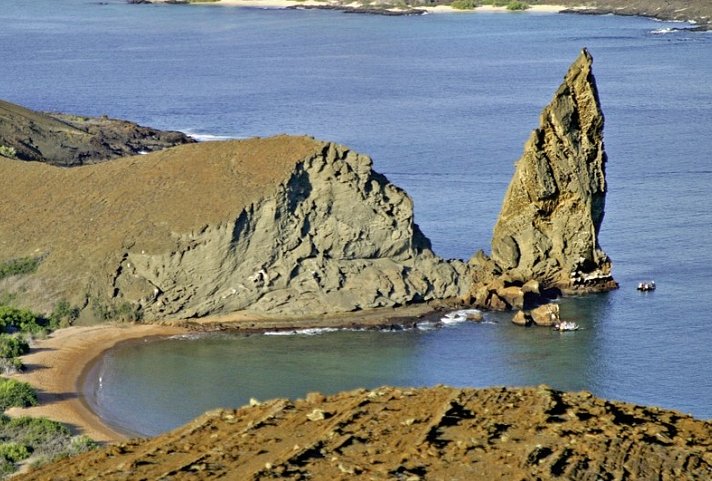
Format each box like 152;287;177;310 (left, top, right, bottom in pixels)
1;1;710;435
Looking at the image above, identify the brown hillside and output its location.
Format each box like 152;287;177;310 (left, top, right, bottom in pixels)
0;136;322;311
16;386;712;480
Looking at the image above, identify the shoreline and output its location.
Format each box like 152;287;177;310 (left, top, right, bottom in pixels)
6;304;447;443
7;324;187;443
172;0;568;15
141;0;712;28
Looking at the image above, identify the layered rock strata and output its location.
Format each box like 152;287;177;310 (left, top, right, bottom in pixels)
465;49;617;311
16;386;712;480
0;99;194;166
0;136;465;320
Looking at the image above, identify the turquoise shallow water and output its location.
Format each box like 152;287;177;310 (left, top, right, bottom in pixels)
2;1;711;435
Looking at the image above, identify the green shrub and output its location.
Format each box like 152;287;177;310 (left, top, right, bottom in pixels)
0;358;24;375
0;306;45;335
506;1;529;10
0;379;38;411
0;256;42;281
48;301;80;330
0;416;92;475
0;335;29;359
92;299;142;323
0;442;30;463
0;146;17;159
0;416;70;449
68;435;98;454
451;0;477;9
0;459;14;477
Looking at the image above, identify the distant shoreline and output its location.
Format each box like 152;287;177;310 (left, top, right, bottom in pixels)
137;0;712;28
209;1;566;15
147;0;567;16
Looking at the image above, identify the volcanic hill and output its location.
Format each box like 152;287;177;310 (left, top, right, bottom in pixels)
14;386;712;480
0;135;465;320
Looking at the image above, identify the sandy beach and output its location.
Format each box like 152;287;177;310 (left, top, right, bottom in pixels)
6;324;187;443
190;0;566;14
4;303;441;443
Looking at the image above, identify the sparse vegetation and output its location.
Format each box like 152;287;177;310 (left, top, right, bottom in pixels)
451;0;477;9
91;299;142;323
0;306;46;336
0;333;29;374
0;379;38;412
0;442;30;463
0;256;42;281
0;335;29;360
0;358;23;376
48;301;80;330
506;0;529;10
0;416;97;475
0;303;95;477
0;146;16;159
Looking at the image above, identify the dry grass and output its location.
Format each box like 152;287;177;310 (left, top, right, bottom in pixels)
0;136;323;309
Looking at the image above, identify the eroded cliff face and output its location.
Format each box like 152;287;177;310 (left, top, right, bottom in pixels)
0;136;465;320
113;143;466;318
465;49;617;310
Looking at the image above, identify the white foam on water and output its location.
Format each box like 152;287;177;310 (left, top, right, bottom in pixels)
263;327;340;336
183;131;240;142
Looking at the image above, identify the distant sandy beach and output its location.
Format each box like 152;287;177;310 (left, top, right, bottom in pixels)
191;0;566;14
7;324;186;443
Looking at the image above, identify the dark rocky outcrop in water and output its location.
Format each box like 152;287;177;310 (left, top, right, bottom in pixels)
15;385;712;480
465;49;617;311
0;99;194;166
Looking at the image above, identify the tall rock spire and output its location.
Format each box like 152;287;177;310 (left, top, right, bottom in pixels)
491;48;616;292
466;49;617;310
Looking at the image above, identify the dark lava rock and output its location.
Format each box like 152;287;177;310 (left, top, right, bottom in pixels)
0;98;195;166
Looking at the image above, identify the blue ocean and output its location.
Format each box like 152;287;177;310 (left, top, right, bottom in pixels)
1;1;710;435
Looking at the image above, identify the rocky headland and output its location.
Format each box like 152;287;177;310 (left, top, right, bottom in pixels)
555;0;712;31
0;135;466;322
14;385;712;480
0;50;616;325
0;99;194;167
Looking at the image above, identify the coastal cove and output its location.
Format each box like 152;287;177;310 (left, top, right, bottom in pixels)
2;0;711;443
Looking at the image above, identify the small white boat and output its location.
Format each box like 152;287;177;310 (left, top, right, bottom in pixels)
637;281;656;291
553;321;580;332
